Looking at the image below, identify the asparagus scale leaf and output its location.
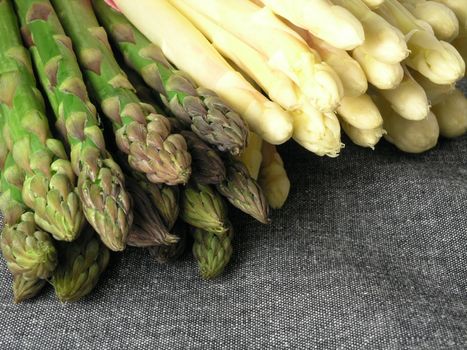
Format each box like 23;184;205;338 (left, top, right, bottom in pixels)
92;0;248;155
14;0;133;251
51;0;192;185
0;0;83;241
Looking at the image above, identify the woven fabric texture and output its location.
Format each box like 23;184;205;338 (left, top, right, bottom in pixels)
1;82;467;349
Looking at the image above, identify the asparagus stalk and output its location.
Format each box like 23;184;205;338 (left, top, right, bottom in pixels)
92;0;248;156
0;122;53;302
410;69;455;104
13;275;46;304
431;0;467;36
258;143;290;209
432;89;467;138
375;96;440;153
0;153;57;281
192;226;233;279
238;132;263;180
180;181;229;235
401;0;460;42
50;0;192;185
52;225;110;303
257;0;365;50
340;120;385;149
361;0;385;9
148;220;188;264
125;177;178;247
0;0;83;241
14;0;132;251
113;0;294;145
378;69;430;121
217;158;270;224
352;46;404;89
136;179;180;231
337;95;383;130
333;0;409;64
302;33;368;97
181;130;226;185
376;0;465;84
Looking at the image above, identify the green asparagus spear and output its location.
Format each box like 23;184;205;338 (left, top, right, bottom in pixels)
52;225;110;303
51;0;192;185
148;220;188;264
0;153;57;281
92;0;248;155
125;177;178;247
0;0;83;241
217;159;270;224
13;275;46;304
0;112;56;289
180;181;229;235
14;0;132;251
192;226;233;279
181;130;226;185
114;150;180;231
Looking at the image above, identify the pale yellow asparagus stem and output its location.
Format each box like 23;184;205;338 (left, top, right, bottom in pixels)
304;34;368;97
114;0;293;145
173;1;299;110
339;119;385;149
410;69;455;104
238;132;263;180
432;89;467;138
401;0;460;42
375;95;440;153
431;0;467;36
379;69;430;121
337;95;383;130
352;47;404;89
376;0;465;84
258;142;290;209
257;0;364;50
361;0;385;9
333;0;409;64
170;0;344;113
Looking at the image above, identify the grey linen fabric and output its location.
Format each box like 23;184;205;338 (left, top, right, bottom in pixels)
1;86;467;349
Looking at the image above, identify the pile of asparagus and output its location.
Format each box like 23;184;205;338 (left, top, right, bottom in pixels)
0;0;289;303
110;0;466;155
0;0;466;304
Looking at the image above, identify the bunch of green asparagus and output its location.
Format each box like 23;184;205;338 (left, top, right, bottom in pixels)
0;0;291;304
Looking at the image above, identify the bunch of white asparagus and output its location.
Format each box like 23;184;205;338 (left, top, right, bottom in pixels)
111;0;466;207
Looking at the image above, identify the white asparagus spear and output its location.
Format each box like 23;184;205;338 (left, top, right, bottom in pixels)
401;0;460;42
333;0;409;64
170;0;344;112
379;68;430;121
256;0;365;50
